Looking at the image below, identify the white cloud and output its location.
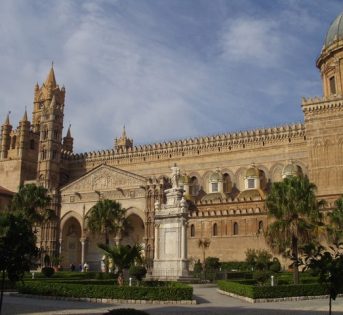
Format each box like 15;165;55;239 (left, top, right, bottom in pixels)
220;17;284;66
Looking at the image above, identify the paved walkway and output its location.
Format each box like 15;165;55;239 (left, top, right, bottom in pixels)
2;285;343;315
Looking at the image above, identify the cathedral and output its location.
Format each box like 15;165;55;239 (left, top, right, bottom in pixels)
1;12;343;272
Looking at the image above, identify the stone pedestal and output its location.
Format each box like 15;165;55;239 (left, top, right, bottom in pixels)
152;167;191;281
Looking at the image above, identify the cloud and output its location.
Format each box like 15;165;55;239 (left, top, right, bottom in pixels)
0;0;341;153
220;18;283;66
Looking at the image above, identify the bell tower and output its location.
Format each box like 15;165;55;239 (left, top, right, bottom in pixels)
35;66;66;258
35;66;65;190
302;12;343;196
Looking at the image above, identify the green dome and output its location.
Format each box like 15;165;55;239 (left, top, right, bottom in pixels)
325;12;343;47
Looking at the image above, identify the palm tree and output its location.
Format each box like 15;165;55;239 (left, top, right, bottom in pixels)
266;175;324;284
327;196;343;245
98;243;143;275
86;199;126;246
11;184;54;224
198;238;211;265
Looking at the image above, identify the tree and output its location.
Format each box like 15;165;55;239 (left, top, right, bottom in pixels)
86;199;126;247
265;175;324;284
0;212;38;314
197;238;211;266
327;196;343;245
245;249;273;271
303;243;343;315
11;184;54;224
98;243;143;275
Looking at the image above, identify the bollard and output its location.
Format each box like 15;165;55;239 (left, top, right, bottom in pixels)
129;277;132;287
271;275;274;286
32;272;35;279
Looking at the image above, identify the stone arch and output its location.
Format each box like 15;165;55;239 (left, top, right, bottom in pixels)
270;163;284;183
188;172;201;196
60;211;83;234
121;208;145;248
61;216;82;269
202;170;215;193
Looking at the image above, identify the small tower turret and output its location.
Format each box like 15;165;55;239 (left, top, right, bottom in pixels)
18;109;31;158
0;113;12;159
115;126;133;151
63;125;73;152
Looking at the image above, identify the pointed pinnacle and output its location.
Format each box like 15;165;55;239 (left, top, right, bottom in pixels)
44;64;57;88
21;108;28;122
4;111;11;125
66;124;72;138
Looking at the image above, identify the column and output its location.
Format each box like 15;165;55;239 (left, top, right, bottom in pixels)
181;219;186;260
80;237;86;266
154;224;159;260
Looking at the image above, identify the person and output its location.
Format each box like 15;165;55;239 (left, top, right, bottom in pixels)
79;264;82;272
117;273;124;286
70;263;75;271
83;262;89;272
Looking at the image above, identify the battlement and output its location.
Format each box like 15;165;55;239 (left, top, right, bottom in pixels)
61;122;306;163
302;95;343;113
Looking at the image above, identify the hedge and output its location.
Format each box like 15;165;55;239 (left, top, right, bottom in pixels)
217;280;331;299
17;281;193;301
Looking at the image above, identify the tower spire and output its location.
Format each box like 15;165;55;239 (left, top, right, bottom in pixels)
21;107;28;122
4;111;10;125
66;124;72;138
44;63;57;88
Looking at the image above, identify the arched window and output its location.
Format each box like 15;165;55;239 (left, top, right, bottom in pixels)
258;221;264;233
190;176;199;196
233;222;239;235
213;223;218;236
190;224;195;237
223;173;232;193
30;139;35;150
11;135;16;149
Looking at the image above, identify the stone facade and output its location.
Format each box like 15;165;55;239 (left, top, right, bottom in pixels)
1;13;343;270
0;186;14;212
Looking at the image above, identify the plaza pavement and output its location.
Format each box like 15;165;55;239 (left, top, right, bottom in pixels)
2;285;343;315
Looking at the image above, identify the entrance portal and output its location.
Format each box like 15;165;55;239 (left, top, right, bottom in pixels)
121;213;145;247
61;217;82;269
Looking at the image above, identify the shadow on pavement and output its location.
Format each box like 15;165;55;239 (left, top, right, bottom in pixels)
143;306;343;315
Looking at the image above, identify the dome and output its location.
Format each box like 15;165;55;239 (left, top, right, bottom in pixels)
246;165;259;177
324;12;343;48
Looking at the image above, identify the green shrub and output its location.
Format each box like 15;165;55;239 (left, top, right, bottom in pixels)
105;309;149;315
220;261;248;271
193;260;203;278
253;271;272;286
129;266;147;282
204;257;220;281
17;280;193;301
269;258;281;273
41;267;54;278
217;280;337;299
225;271;253;280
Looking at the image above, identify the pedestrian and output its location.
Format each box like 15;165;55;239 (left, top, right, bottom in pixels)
83;262;89;272
117;273;124;286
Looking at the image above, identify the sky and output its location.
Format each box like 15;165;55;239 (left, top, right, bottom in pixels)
0;0;342;152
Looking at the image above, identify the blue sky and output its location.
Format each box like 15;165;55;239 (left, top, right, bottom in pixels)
0;0;342;152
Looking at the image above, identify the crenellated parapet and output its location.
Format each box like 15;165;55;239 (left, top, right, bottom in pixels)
302;95;343;114
62;122;306;164
191;198;266;218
